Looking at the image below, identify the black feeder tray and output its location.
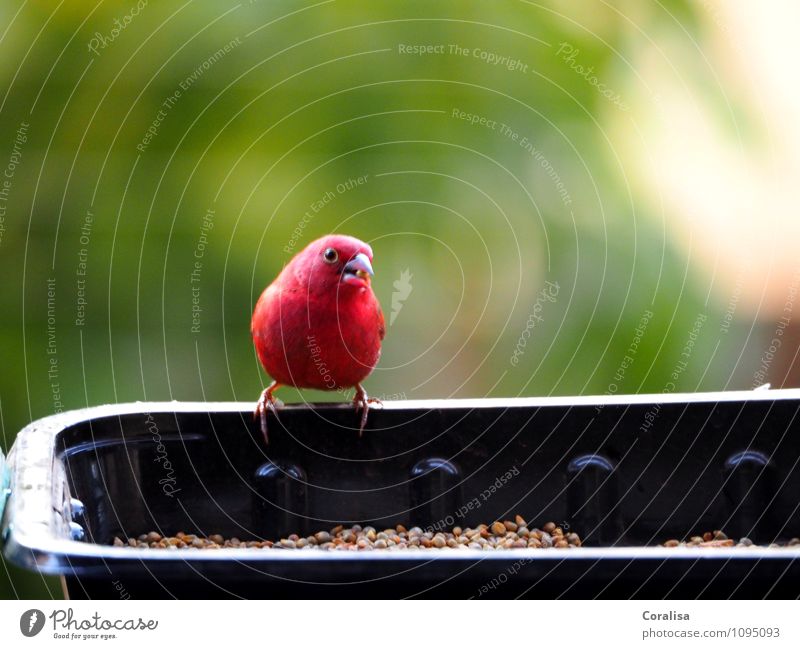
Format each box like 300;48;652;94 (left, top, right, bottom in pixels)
2;389;800;599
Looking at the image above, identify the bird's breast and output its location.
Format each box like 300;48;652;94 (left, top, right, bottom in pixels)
252;285;383;390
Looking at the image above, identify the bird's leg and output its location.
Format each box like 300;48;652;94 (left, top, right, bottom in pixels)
352;383;381;437
254;381;282;445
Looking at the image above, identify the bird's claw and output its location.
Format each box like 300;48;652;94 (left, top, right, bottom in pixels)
352;384;381;437
253;382;282;445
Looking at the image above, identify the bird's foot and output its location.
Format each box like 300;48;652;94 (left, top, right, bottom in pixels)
253;381;282;445
352;384;381;437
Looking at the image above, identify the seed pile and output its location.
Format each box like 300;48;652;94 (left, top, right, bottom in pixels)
661;530;800;548
112;517;583;551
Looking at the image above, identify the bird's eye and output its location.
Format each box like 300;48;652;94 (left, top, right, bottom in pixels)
323;248;338;263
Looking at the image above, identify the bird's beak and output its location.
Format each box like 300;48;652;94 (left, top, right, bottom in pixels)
342;252;374;287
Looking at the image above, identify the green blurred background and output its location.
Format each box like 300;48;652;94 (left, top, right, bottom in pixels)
2;0;799;597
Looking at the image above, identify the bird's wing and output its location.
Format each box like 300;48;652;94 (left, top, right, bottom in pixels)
376;302;386;341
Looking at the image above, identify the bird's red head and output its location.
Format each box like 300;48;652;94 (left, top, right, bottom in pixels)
288;234;375;294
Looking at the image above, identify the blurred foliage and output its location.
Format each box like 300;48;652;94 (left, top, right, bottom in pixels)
0;0;767;598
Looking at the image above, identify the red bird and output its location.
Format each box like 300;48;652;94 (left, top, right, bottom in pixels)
251;234;385;443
